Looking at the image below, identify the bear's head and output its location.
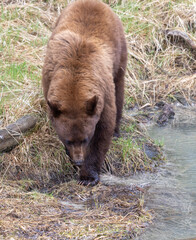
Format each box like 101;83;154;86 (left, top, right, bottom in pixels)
47;95;100;167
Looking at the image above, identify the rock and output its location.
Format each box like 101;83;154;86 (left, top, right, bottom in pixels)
157;104;175;126
144;143;160;160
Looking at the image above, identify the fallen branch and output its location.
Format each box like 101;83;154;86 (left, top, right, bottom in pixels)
165;30;196;51
0;115;37;152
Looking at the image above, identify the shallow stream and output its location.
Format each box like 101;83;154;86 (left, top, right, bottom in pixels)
136;106;196;240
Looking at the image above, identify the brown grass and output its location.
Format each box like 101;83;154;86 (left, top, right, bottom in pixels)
121;0;196;106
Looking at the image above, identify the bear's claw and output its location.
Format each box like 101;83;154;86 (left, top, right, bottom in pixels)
79;171;100;186
78;178;99;186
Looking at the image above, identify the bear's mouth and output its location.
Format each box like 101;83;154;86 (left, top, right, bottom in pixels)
65;148;84;167
69;158;83;167
73;160;83;167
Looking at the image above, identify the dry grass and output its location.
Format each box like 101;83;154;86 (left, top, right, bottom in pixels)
119;0;196;107
0;0;195;238
0;180;152;239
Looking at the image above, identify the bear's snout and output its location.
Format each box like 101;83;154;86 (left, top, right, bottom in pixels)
68;145;85;167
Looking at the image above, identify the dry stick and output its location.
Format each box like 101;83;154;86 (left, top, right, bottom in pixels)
0;115;37;152
165;30;196;51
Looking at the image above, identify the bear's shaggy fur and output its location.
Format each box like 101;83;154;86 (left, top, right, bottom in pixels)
42;0;127;186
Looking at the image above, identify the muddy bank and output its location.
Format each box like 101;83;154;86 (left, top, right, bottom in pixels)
0;178;152;239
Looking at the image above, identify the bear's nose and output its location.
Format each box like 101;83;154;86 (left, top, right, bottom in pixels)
74;160;83;167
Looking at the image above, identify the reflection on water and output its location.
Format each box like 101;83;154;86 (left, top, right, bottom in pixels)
136;107;196;240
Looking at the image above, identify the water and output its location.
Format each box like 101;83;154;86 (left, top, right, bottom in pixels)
101;107;196;239
136;107;196;240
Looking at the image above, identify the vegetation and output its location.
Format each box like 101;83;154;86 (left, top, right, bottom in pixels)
0;0;195;239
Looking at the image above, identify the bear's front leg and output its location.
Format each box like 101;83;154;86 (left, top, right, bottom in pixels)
79;162;100;186
79;117;115;186
79;146;103;186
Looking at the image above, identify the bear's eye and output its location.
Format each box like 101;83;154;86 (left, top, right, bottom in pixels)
65;140;74;146
81;138;88;144
47;100;61;117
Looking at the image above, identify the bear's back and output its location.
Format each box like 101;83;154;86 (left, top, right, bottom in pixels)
43;0;127;116
52;0;124;54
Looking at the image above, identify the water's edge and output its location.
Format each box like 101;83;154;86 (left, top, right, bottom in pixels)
136;106;196;240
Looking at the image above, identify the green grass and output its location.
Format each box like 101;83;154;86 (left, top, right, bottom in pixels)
117;138;139;160
0;61;41;108
0;2;47;119
154;138;165;147
121;122;136;133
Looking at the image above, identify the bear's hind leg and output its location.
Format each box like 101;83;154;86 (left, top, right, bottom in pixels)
114;67;125;137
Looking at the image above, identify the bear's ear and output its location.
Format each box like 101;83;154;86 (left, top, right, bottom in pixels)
86;96;98;116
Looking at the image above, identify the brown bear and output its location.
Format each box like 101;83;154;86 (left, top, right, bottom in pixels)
42;0;127;186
